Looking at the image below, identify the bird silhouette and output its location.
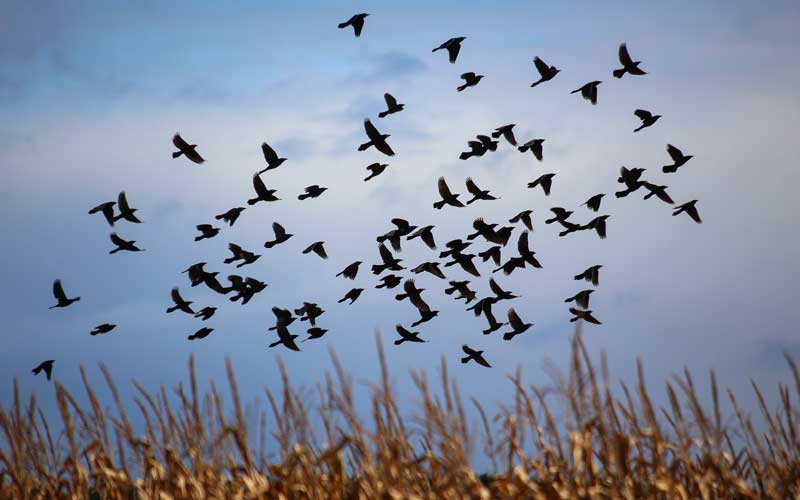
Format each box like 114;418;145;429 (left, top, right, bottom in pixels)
224;243;261;268
50;280;80;309
584;215;610;239
89;201;116;226
445;280;477;304
166;287;194;315
509;210;533;231
378;218;417;251
109;233;144;254
459;140;487;160
465;217;497;242
359;119;395;156
641;182;674;204
434;177;465;209
407;225;437;250
613;43;647;78
481;300;506;335
395;279;431;313
518;139;545;161
546;207;573;225
338;13;369;37
465;178;498;204
491;124;517;146
633;109;661;132
188;327;214;340
558;220;584;238
194;306;217;321
295;302;325;326
565;289;595;309
528;173;555;195
379;93;404;118
673;200;702;223
582;194;605;212
376;274;403;289
183;262;210;287
479;245;502;267
172;133;204;164
338;287;364;305
114;192;141;223
372;243;404;275
215;207;246;227
337;261;362;280
32;360;55;380
530;57;560;87
432;37;466;63
364;162;389;181
264;222;293;248
439;239;472;259
269;324;300;351
476;134;498;152
616;166;646;198
298;185;328;200
247;173;280;205
446;252;482;277
270;307;296;330
663;144;694;173
194;224;220;241
304;327;328;342
411;262;446;280
90;323;116;336
490;278;518;301
574;265;602;286
569;307;602;325
503;308;533;340
516;231;542;268
493;256;527;276
457;72;484;92
394;325;427;345
571;81;601;105
302;241;328;259
259;142;287;173
461;345;491;368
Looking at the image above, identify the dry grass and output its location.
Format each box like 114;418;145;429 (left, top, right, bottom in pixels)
1;332;799;499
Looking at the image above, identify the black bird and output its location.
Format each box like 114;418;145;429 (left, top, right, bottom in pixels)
633;109;661;132
304;327;328;342
32;360;54;380
546;207;573;225
183;262;209;287
457;72;484;92
465;178;498;204
673;200;702;223
509;209;533;231
172;133;204;164
215;207;246;227
337;261;362;280
434;177;465;209
371;243;404;275
558;221;584;238
395;279;431;313
259;142;287;173
194;306;217;321
264;222;293;248
247;172;280;205
364;162;389;181
476;135;499;152
447;252;482;277
481;301;506;335
528;173;555;195
467;296;498;317
490;278;518;301
188;327;214;340
439;239;472;259
358;119;395;156
269;324;300;352
641;182;674;204
166;287;194;315
569;307;602;325
583;215;610;239
663;144;694;173
518;139;545;161
479;245;502;266
516;231;542;268
114;191;141;223
338;287;364;305
302;241;328;259
89;201;116;226
530;56;560;87
571;81;601;105
613;43;647;78
224;243;261;268
270;307;296;329
90;323;116;336
379;93;404;118
582;194;605;212
491;124;517;146
376;274;403;289
574;265;602;286
503;308;533;341
298;185;328;200
459;140;487;160
432;37;466;63
295;302;325;326
394;325;427;345
445;280;476;304
378;218;418;251
194;224;220;241
411;262;446;280
407;225;436;250
410;311;438;329
109;233;143;254
465;217;497;243
565;289;595;309
338;13;369;37
50;279;80;309
615;166;647;198
493;256;527;276
461;345;491;368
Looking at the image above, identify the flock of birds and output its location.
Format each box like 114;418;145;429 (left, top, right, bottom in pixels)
32;12;703;380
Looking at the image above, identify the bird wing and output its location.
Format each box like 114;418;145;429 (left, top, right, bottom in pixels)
261;142;278;164
465;177;482;196
686;204;702;223
276;325;300;351
462;344;476;356
619;43;635;67
378;243;395;264
421;229;436;249
117;191;131;212
488;278;504;297
375;139;395;156
53;280;66;301
460;72;475;80
384;93;397;108
666;144;682;161
634;109;653;121
272;222;286;239
392;218;411;231
446;43;461;63
517;231;530;254
173;133;190;150
438;177;454;198
171;287;184;304
507;308;523;329
252;173;268;198
533;56;550;76
110;232;127;247
474;354;492;368
315;243;328;259
364;119;380;141
197;224;212;232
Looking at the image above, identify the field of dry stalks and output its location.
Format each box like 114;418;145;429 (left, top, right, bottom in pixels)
1;332;799;499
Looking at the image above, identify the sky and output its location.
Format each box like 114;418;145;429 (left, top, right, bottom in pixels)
1;0;799;459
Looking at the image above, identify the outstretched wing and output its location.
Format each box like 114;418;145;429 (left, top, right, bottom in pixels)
110;232;127;247
364;119;380;141
252;173;268;197
53;280;67;301
172;133;190;150
261;142;278;164
666;144;682;162
533;56;550;76
517;231;531;254
384;93;397;108
272;222;286;239
460;72;475;80
507;308;523;329
117;191;131;212
619;43;635;67
465;177;481;196
171;287;184;304
438;177;454;198
488;278;504;297
634;109;653;121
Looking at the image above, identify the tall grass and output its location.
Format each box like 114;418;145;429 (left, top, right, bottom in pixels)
1;332;798;499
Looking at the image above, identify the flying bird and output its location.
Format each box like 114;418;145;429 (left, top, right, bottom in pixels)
302;241;328;259
371;243;404;275
338;287;364;305
172;133;204;164
337;261;362;280
479;245;502;266
194;306;217;321
491;124;517;146
574;265;602;286
32;360;55;380
215;207;246;227
295;302;325;326
509;210;533;231
89;201;116;226
411;262;446;280
298;185;328;200
90;323;116;336
114;191;141;223
571;81;601;105
663;144;694;173
269;324;301;352
338;13;369;37
516;231;542;268
224;243;261;268
503;308;533;341
378;218;417;251
259;142;287;173
394;325;427;345
490;278;518;301
304;327;328;342
465;177;498;204
530;56;560;87
457;72;484;92
396;279;431;313
481;301;506;335
445;280;477;304
407;225;436;250
358;119;395;156
248;173;280;205
528;173;555;195
166;287;194;315
364;162;389;182
379;93;404;118
434;177;465;209
569;307;602;325
613;43;647;78
264;222;293;248
109;233;143;254
641;182;674;204
188;327;214;341
633;109;661;132
194;224;220;241
565;289;595;309
461;345;491;368
582;194;605;212
518;139;545;161
432;37;466;63
672;200;702;223
493;256;527;276
459;140;487;160
50;279;80;309
616;166;647;198
376;274;403;289
584;215;610;239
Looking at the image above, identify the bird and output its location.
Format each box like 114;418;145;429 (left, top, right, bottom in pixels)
432;37;466;63
259;142;287;173
295;302;325;326
481;301;506;335
215;207;246;227
530;57;560;87
465;178;498;204
633;109;661;132
461;345;491;368
546;208;573;225
338;288;364;305
558;221;584;238
574;265;602;286
372;243;404;275
172;133;204;164
89;201;116;226
188;327;214;341
516;231;542;268
411;262;446;280
565;289;595;309
467;296;498;318
167;287;195;315
509;210;533;231
518;139;545;161
114;191;141;223
32;360;55;380
269;324;300;352
224;243;261;268
439;239;472;259
304;327;328;342
379;93;404;118
194;306;217;321
338;13;369;37
434;177;465;209
582;194;605;212
264;222;293;248
358;119;395;156
393;324;427;345
663;144;694;173
407;225;436;250
457;72;484;92
503;308;533;341
479;245;502;267
376;274;403;289
378;218;417;251
569;308;602;325
396;279;431;313
183;262;210;287
247;173;280;205
302;241;328;259
109;233;143;254
90;323;116;336
493;256;526;276
50;279;80;309
584;215;610;239
613;43;647;78
528;173;555;195
490;278;518;301
571;81;601;105
673;200;702;223
445;280;477;304
337;261;362;280
459;140;487;160
616;166;647;198
491;124;517;146
194;224;220;241
270;307;296;330
298;185;328;200
364;162;389;182
641;182;674;204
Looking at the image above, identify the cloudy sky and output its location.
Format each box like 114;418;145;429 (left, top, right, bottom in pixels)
2;0;799;449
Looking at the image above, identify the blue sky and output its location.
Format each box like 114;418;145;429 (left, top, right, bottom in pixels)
2;0;799;456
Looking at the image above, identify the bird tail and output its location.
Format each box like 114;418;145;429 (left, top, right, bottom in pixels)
662;165;676;173
337;22;348;28
166;306;179;313
457;84;467;92
530;80;541;88
393;339;404;345
247;198;259;206
109;248;120;254
298;194;309;200
194;236;203;242
458;152;472;160
214;214;224;220
187;334;197;340
378;111;388;118
433;200;445;210
612;68;626;78
460;356;470;364
172;151;182;158
357;142;371;151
